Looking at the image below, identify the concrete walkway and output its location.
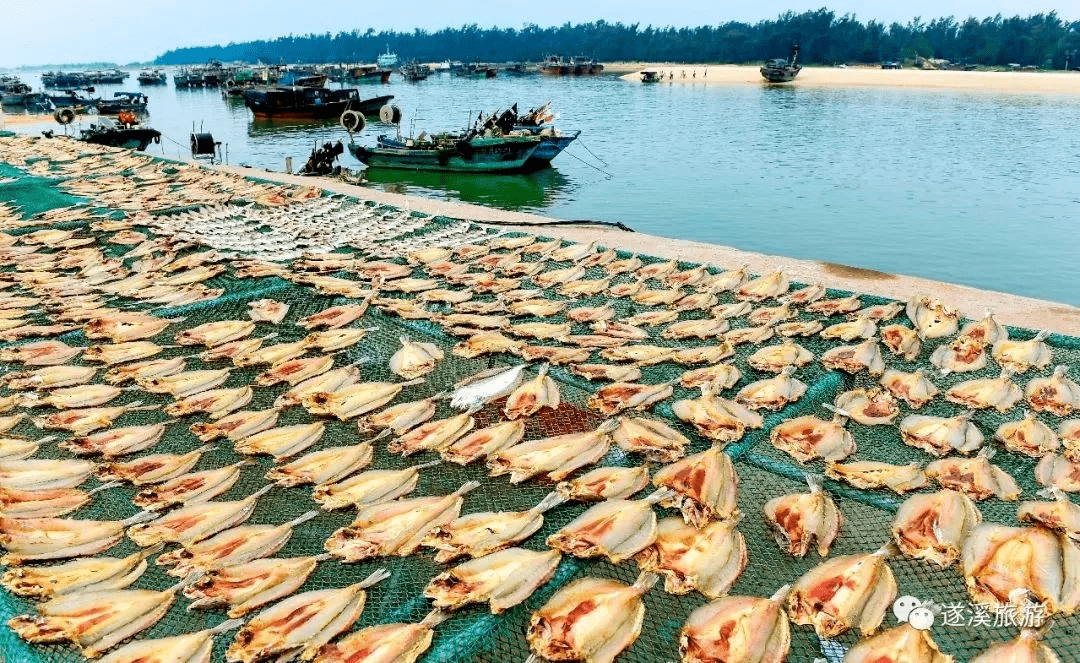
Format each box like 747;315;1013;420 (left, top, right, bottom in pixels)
219;163;1080;336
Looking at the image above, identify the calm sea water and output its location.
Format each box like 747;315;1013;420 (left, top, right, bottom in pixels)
5;70;1080;306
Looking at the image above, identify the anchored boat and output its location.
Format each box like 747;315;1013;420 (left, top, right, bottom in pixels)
348;133;542;173
760;44;802;83
478;103;579;167
243;86;392;119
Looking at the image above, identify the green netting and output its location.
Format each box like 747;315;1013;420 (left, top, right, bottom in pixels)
1;143;1079;663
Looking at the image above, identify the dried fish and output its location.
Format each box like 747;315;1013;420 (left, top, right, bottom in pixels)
826;460;928;494
0;511;155;565
103;356;186;384
488;420;618;484
165;386;252;419
324;482;479;562
426;547;561;613
158;511;319;577
613;415;689;462
830;388;900;426
970;629;1061;663
931;335;987;374
5;365;96;390
556;465;650;502
133;460;248;510
946;370;1023;412
624;309;679;327
570;363;642;382
1035;453;1080;493
880;368;939;408
0;457;93;490
234;422;325;460
892;489;981;566
303;328;373;352
735;366;806;410
527;572;657;663
299;301;372;329
786;544;897;637
97;444;215;485
725;325;774;346
672;387;764;445
441;419;526;465
425;491;564;562
266;440;373;488
452;330;523;358
1025;365;1080;416
175;319;255;347
736;271;788;302
84;340;170;365
710;300;753;320
128;484;274;546
592;320;650;340
548;490;669;563
599;344;674;365
312;461;439;510
508;321;572;340
961;522;1080;615
567;304;616;323
640;514;747;599
1018;487;1080;540
96;619;242;663
60;422;170;458
747;340;813;373
843;624;953;663
807;294;862;316
821;338;886;376
0;339;81;365
678;585;791;663
880;323;923;360
387;412;475;456
898;410;983;457
654;447;740;527
907;296;960;339
226;570;390;663
994;330;1053;373
139;367;231;398
303;379;422;420
926;447;1021;500
519;344;592;364
247;298;290;323
764;474;843;557
996;411;1060;457
775;319;824;337
311;609;446;663
749;303;796;327
2;545;159;599
587;380;674;415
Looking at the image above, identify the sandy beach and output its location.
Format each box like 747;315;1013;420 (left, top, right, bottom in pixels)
611;63;1080;94
0;112;54;128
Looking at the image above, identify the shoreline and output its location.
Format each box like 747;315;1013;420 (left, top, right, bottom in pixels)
607;63;1080;94
217;162;1080;336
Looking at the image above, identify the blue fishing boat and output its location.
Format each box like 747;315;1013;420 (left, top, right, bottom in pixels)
348;133;542;173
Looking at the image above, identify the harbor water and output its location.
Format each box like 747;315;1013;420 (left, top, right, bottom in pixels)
4;69;1080;306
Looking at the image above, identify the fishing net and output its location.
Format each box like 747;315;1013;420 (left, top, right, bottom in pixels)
0;139;1079;663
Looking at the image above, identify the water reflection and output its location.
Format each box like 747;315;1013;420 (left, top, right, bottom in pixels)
363;166;572;211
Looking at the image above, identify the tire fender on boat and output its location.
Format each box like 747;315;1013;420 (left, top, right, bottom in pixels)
54;108;75;125
339;110;365;133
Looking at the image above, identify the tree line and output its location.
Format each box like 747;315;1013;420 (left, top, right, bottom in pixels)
155;9;1080;69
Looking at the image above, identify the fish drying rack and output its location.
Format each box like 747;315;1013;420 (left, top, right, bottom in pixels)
1;145;1080;663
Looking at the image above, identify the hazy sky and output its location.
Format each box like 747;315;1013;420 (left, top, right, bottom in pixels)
3;0;1074;67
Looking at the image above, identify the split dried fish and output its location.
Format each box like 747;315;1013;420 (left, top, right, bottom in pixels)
678;585;791;663
1035;453;1080;492
736;271;788;302
185;554;329;617
961;522;1080;615
548;489;670;563
892;489;981;566
826;460;928;494
623;309;678;327
0;339;82;365
786;544;897;637
0;511;155;565
312;461;439;510
735;366;806;410
774;319;824;337
946;370;1023;412
22;383;125;409
638;515;746;598
994;330;1053;373
139;367;231;398
235;422;326;460
747;340;813;373
654;447;740;527
507;321;572;340
2;545;159;599
570;363;642;382
710;300;753;320
159;511;319;578
587;380;674;415
725;325;774;346
387;412;475;456
503;363;560;418
190;407;279;443
931;335;987;374
592;320;650;340
880;323;923;360
425;491;564;562
60;422;170;458
1062;419;1080;461
5;365;96;390
165;386;252;419
103;356;186;384
84;340;170;365
266;439;373;487
519;344;591;364
303;378;422;420
970;629;1061;663
567;304;616;323
556;465;650;502
672;387;764;444
881;368;939;408
613;415;689;462
926;447;1021;500
784;283;827;306
1025;365;1080;416
843;623;953;663
226;570;390;663
441;419;526;465
133;460;248;510
527;572;658;663
673;344;735;365
831;388;900;425
0;458;94;490
389;336;444;379
770;415;856;463
488;419;618;484
605;254;643;274
899;411;983;456
599;344;674;365
97;444;215;485
748;303;795;327
426;547;561;613
763;474;842;557
1018;487;1080;540
907;296;960;339
247;298;290;323
8;578;189;658
0;482;117;518
452;330;523;358
175;319;255;347
807;294;862;315
298;302;372;329
302;327;372;352
821;338;886;375
311;609;446;663
822;315;877;341
324;482;479;562
128;484;274;546
996;411;1060;457
96;618;242;663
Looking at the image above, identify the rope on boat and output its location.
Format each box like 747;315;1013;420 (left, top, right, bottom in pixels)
563;147;614;178
574;137;608;166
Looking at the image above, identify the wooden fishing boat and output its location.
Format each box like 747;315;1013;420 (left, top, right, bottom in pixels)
760;44;802;83
640;71;664;83
243;86;392;119
348;133;542;172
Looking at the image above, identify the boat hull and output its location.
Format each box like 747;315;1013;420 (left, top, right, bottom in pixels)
81;128;161;151
527;132;579;165
349;136;541;173
249;100;352;119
